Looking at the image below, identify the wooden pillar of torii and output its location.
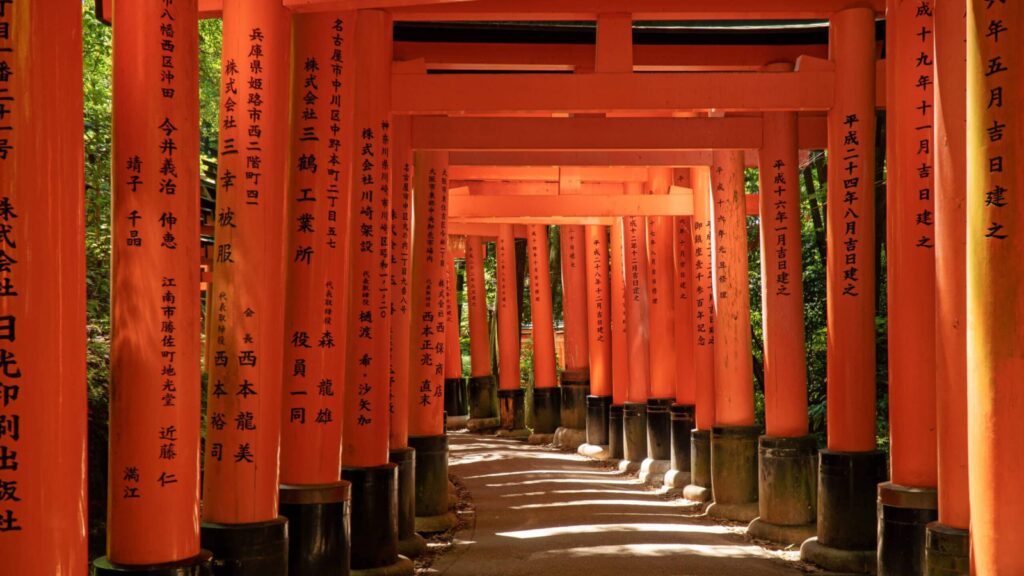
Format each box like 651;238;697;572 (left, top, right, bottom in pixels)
496;224;528;436
527;225;560;437
465;236;499;427
559;224;590;433
443;240;469;427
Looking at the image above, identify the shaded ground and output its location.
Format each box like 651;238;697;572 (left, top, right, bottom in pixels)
418;433;819;576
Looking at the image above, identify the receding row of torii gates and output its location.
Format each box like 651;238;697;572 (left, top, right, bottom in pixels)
1;0;1022;575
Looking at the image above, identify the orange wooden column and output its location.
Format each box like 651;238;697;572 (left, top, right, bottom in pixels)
528;225;560;434
966;1;1023;573
200;1;290;565
443;248;467;422
584;225;613;446
926;1;969;571
496;224;526;434
622;182;652;463
390;116;413;451
673;215;696;409
802;7;887;568
610;220;630;410
0;1;88;572
465;235;497;421
102;0;207;569
276;13;356;574
646;168;677;402
560;225;590;374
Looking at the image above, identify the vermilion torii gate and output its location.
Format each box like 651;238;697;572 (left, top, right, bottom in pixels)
2;1;1021;575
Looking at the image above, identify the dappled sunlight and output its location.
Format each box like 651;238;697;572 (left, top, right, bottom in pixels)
496;522;733;540
465;468;625;480
484;477;641;488
529;543;771;560
509;498;688;510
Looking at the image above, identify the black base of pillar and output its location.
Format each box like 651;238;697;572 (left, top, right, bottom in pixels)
608;405;625;460
407;434;456;534
586;395;612;446
878;482;938;576
498;389;528;436
388;448;426;559
707;426;760;522
622;402;648;465
468;375;497;420
747;435;817;545
925;522;969;576
532;387;561;434
666;404;695;487
455;377;469;417
93;552;214;576
200;517;288;576
800;449;888;574
559;369;590;430
444;378;462;417
646;399;672;462
341;464;400;571
683;428;712;502
280;482;352;576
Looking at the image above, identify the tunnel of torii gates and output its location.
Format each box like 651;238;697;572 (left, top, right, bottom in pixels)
2;0;1023;575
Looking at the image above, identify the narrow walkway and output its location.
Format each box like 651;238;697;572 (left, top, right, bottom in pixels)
432;433;812;576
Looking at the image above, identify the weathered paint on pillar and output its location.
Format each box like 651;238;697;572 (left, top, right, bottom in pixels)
202;0;290;525
561;225;590;372
690;167;717;431
886;0;938;489
827;7;879;453
108;0;202;564
343;10;393;468
409;152;450;437
466;237;491;377
279;12;354;486
674;215;696;407
966;0;1023;572
497;225;521;390
933;0;969;531
0;0;88;570
389;117;413;450
610;220;630;407
585;226;612;398
623;183;651;404
445;255;463;380
710;150;755;427
646;168;677;400
528;226;557;389
759;110;809;438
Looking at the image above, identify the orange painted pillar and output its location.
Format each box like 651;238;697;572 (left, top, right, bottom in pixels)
528;225;560;435
199;0;290;567
685;166;717;500
276;12;356;574
666;210;697;488
801;7;888;569
0;1;88;572
608;219;630;458
443;247;468;423
100;0;209;570
751;106;817;542
560;224;591;431
622;183;651;464
584;225;613;447
645;168;676;464
879;0;940;570
465;236;497;421
966;1;1023;573
925;1;969;571
496;224;526;434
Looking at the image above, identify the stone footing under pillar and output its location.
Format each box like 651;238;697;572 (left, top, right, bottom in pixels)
93;552;214;576
608;405;625;460
707;426;760;523
553;426;587;450
878;482;938;576
560;370;590;430
468;375;497;420
466;417;500;433
408;434;457;534
683;428;712;503
388;448;426;560
586;395;612;446
498;389;528;437
280;482;352;575
799;449;888;574
577;443;612;460
646;398;672;462
667;404;695;489
200;517;288;576
445;414;469;430
622;402;649;467
531;386;561;434
342;464;401;572
639;458;672;485
748;435;817;546
925;522;969;576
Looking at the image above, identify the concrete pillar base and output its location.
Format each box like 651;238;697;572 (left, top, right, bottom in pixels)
532;386;561;434
444;377;464;419
342;464;400;571
397;532;427;561
408;435;450;529
496;427;532;439
468;375;497;420
924;522;968;576
414;511;458;535
747;518;816;547
663;468;691;489
684;429;712;502
670;404;695;481
455;377;470;417
559;369;590;430
388;448;419;559
800;537;877;574
639;457;672;485
709;426;760;522
445;414;469;430
280;482;352;575
466;417;500;433
93;552;214;576
578;443;612;460
608;405;625;460
646;398;672;462
586;395;612;446
349;554;414;576
200;517;288;576
878;482;938;576
623;402;649;464
498;389;527;433
527;433;554;445
554;426;587;450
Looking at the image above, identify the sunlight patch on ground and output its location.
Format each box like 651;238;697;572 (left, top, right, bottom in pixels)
527;543;770;560
465;468;624;480
496;522;732;540
509;498;687;510
484;477;640;487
